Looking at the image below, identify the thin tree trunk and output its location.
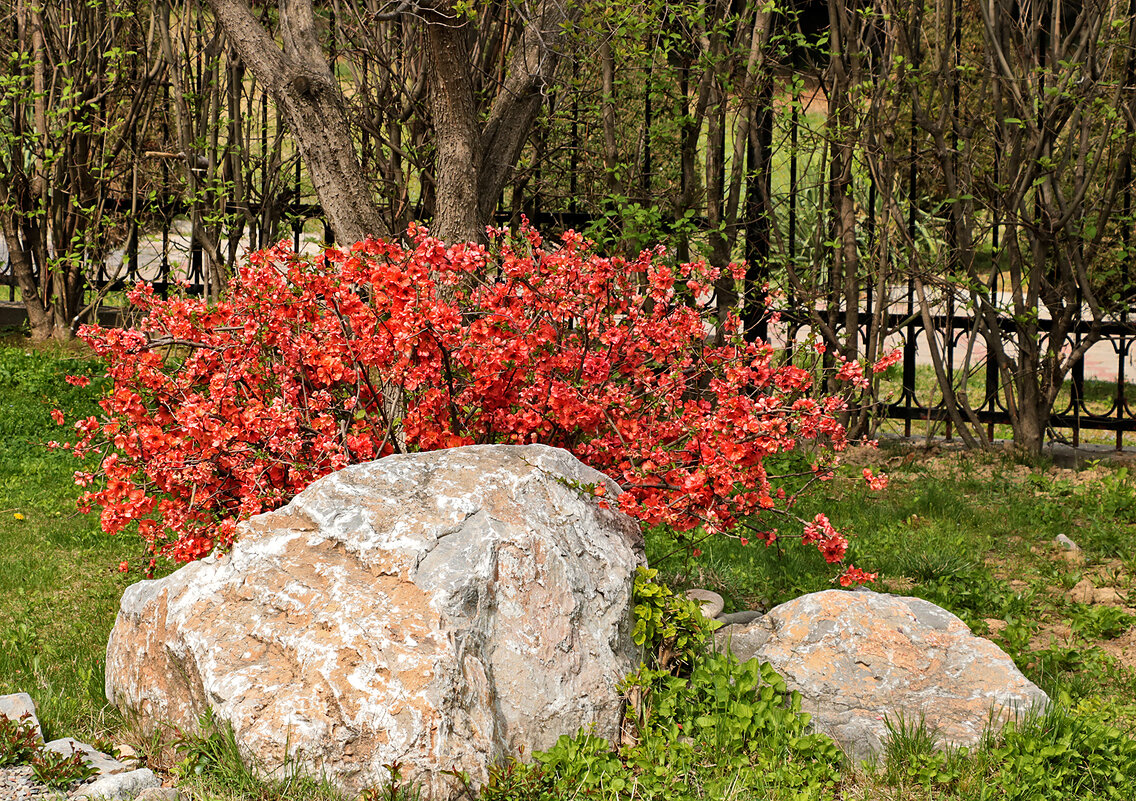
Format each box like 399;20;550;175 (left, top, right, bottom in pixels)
204;0;387;244
425;15;482;244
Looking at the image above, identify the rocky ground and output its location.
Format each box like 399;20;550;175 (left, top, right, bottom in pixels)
0;765;66;801
0;695;172;801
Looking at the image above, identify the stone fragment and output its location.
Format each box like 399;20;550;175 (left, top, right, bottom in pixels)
1054;533;1081;551
717;610;762;626
721;590;1049;762
43;739;129;777
684;589;724;621
1055;534;1085;564
72;768;159;801
1091;587;1125;605
105;445;644;799
714;620;772;656
0;693;42;741
983;618;1008;636
1070;578;1097;604
135;788;180;801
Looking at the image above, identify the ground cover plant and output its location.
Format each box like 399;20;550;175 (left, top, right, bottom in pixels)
5;342;1136;799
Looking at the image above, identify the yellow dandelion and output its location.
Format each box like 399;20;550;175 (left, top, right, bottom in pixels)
13;513;24;520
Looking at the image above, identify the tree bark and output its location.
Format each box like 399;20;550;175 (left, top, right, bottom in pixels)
205;0;576;247
477;0;573;223
203;0;387;244
0;211;55;341
424;13;483;244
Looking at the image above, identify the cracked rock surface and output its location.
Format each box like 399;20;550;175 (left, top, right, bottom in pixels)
717;590;1049;761
105;445;643;798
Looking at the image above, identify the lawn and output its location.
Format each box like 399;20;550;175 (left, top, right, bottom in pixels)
2;342;1135;799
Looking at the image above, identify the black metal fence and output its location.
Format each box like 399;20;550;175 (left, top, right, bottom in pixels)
3;92;1135;452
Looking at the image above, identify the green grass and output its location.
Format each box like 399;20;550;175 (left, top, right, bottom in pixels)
651;444;1136;708
1;345;1136;799
0;343;145;742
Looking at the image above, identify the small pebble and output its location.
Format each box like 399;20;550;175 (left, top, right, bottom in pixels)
717;610;762;626
685;588;725;620
1055;533;1081;551
73;768;160;801
0;764;80;801
134;790;179;801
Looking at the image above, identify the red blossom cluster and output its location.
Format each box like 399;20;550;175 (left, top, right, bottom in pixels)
65;224;892;583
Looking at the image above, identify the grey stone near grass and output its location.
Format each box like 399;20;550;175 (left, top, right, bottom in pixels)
713;620;771;656
685;589;725;620
719;589;1049;762
1054;533;1081;551
43;739;129;777
716;610;762;626
0;693;43;742
72;768;159;801
134;788;180;801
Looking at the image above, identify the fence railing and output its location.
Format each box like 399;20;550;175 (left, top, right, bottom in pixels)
3;93;1135;451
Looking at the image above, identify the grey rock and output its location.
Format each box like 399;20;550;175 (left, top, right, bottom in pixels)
1055;533;1081;551
42;739;129;777
708;618;772;654
72;768;159;800
0;693;42;741
716;610;762;626
720;590;1049;762
684;589;724;621
105;445;645;799
713;620;772;655
134;789;180;801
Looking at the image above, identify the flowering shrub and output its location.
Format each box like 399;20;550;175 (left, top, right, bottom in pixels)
63;224;895;582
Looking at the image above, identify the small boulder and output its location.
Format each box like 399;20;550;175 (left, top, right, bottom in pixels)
684;589;724;621
0;693;42;741
1091;586;1125;605
72;768;160;801
135;789;180;801
43;738;129;776
717;610;762;626
983;618;1008;636
721;590;1048;761
1054;533;1081;552
105;445;644;798
1054;534;1085;564
1068;578;1123;605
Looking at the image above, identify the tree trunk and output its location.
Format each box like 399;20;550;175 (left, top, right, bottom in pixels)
425;15;483;244
0;212;55;341
203;0;387;244
477;0;573;223
827;0;859;363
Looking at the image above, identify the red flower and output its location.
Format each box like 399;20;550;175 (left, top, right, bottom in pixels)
70;224;866;583
839;565;877;586
863;468;889;491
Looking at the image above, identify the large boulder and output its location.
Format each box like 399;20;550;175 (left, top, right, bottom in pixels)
716;590;1049;761
106;445;644;798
